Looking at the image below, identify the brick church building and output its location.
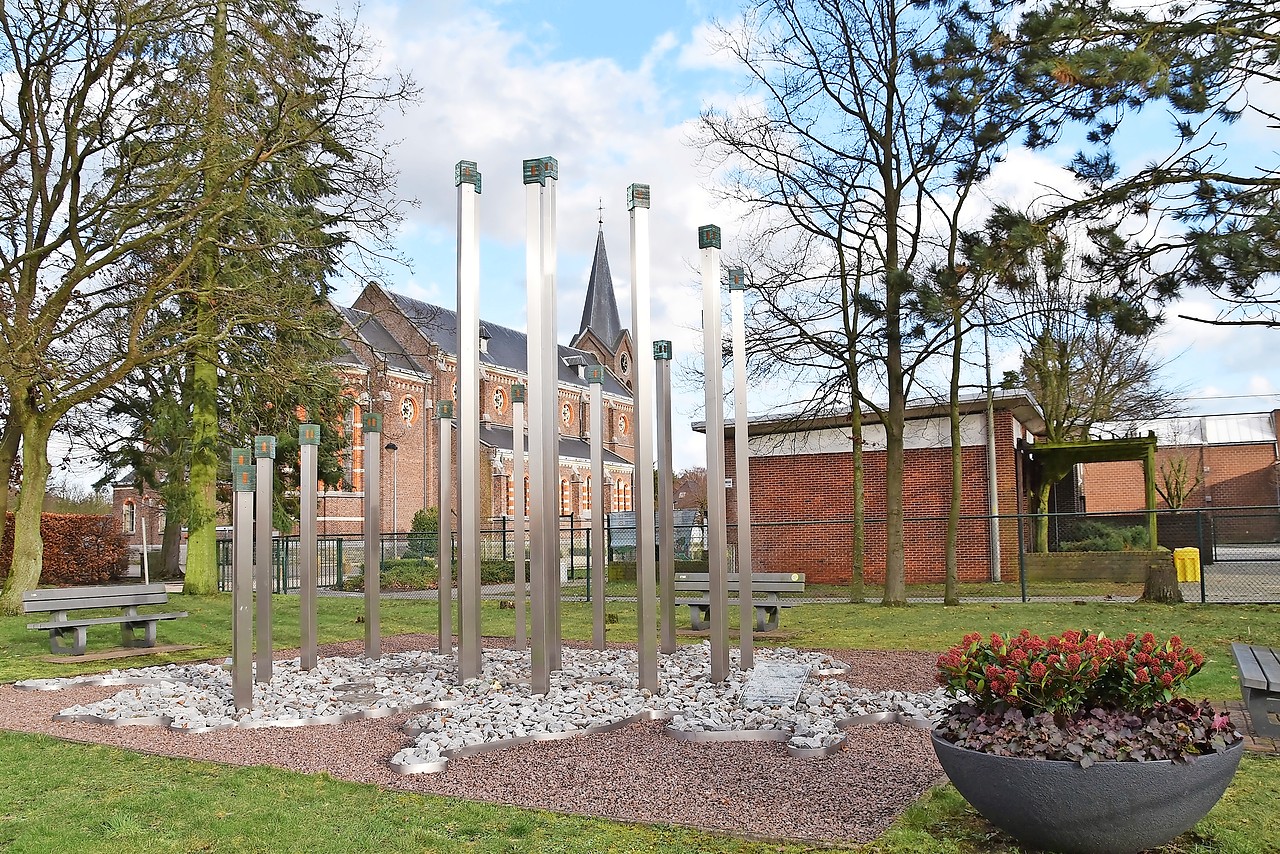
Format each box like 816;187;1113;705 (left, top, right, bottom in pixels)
114;225;639;544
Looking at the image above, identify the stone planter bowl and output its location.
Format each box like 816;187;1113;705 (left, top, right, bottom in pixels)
932;731;1243;854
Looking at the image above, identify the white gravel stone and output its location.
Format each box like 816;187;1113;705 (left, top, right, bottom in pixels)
19;642;950;769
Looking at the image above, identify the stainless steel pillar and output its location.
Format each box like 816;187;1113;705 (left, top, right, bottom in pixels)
455;159;483;681
699;225;730;682
299;423;320;671
587;366;606;650
524;155;559;693
231;451;254;711
253;435;275;682
512;386;527;650
729;269;754;671
654;341;676;654
628;183;658;690
437;402;454;655
362;412;382;659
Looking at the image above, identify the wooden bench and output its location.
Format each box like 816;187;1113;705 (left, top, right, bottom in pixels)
1231;642;1280;738
23;583;188;656
674;571;805;632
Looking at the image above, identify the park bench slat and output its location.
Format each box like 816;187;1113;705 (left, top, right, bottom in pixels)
1255;646;1280;690
1232;642;1271;690
23;584;170;612
27;611;188;631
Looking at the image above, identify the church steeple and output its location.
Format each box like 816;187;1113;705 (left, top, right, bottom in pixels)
576;226;623;350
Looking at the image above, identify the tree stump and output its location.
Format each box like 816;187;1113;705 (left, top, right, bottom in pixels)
1141;553;1183;604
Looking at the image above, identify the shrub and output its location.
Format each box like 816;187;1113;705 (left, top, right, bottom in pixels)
1058;521;1150;552
934;630;1242;764
404;508;438;559
0;513;128;585
338;557;516;591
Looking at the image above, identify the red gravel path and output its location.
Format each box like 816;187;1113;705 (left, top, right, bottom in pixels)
0;636;945;846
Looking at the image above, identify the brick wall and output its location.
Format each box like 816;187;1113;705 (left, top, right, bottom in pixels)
724;412;1025;585
1082;441;1280;542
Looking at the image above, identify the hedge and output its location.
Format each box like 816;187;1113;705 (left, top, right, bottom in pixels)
0;513;129;586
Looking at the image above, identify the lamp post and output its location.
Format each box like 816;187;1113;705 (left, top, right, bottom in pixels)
385;442;399;536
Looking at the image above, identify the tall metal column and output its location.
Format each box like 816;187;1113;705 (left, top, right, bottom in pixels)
587;366;606;650
231;450;254;710
700;225;730;682
362;412;382;659
511;385;527;650
253;435;276;682
299;423;320;671
455;160;483;681
628;183;658;690
437;402;454;655
654;340;676;654
524;155;559;693
729;268;754;671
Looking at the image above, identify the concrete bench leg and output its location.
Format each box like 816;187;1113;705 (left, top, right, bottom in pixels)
1243;686;1280;738
754;606;779;633
688;604;710;631
122;620;158;648
49;626;87;656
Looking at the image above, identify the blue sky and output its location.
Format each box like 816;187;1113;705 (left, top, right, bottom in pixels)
49;0;1280;487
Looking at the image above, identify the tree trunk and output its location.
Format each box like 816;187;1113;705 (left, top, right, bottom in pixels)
849;401;865;604
0;418;51;614
184;343;219;594
1030;480;1051;553
883;411;907;606
0;414;21;573
944;308;962;606
1141;555;1183;604
159;512;183;579
183;0;228;597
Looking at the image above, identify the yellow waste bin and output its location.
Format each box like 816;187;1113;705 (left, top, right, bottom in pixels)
1173;547;1201;583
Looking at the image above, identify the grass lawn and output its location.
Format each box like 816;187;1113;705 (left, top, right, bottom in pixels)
2;594;1277;852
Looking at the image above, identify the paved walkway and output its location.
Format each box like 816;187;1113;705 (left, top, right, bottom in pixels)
1226;699;1280;755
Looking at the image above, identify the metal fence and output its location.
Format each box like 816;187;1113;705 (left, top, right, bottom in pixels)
215;511;705;595
215;505;1280;604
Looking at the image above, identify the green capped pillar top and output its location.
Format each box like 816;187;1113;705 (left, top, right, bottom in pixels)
698;225;721;249
653;340;673;361
586;365;605;384
627;183;650;210
231;447;253;469
511;384;526;404
299;423;321;446
728;268;747;291
232;465;256;492
437;400;454;419
362;412;382;433
522;156;559;185
455;160;482;193
254;435;276;459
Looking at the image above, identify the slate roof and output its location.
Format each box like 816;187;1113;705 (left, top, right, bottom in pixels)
384;290;631;398
335;305;427;375
576;228;624;350
478;422;630;466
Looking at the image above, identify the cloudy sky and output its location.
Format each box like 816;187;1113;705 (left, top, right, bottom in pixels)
51;0;1280;488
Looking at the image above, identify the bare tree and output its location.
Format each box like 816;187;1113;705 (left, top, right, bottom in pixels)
699;0;1074;603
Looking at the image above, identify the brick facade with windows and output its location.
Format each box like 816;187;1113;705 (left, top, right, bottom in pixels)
113;226;637;546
